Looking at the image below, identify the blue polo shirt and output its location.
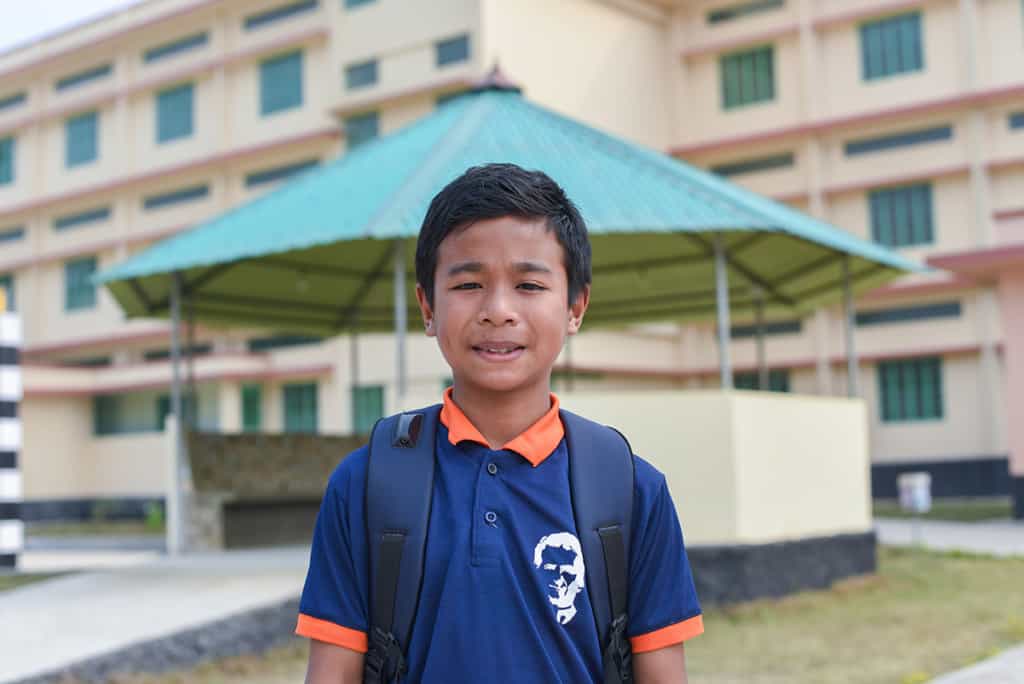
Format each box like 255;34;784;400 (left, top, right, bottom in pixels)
296;390;703;682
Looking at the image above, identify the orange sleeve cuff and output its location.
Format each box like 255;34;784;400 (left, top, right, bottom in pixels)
295;613;369;653
630;614;704;654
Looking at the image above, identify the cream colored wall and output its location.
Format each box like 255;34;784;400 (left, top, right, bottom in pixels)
562;390;871;545
976;0;1024;89
483;0;672;150
20;396;93;498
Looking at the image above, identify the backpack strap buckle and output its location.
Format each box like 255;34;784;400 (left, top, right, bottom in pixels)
364;626;408;684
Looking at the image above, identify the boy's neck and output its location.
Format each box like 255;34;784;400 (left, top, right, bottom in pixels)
450;382;553;449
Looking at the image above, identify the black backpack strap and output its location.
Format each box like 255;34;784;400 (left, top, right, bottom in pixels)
364;404;441;684
561;410;635;684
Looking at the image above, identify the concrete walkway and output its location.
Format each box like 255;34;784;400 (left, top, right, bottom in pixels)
875;517;1024;557
0;546;309;683
930;645;1024;683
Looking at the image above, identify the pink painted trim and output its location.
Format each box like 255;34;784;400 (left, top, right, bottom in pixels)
823;164;969;196
995;207;1024;221
22;350;254;370
330;74;477;116
670;82;1024;157
812;0;931;31
928;244;1024;274
680;23;799;59
0;126;339;224
0;0;221;79
24;362;334;397
0;27;330;139
0;223;192;274
21;326;198;356
986;156;1024;172
862;275;976;300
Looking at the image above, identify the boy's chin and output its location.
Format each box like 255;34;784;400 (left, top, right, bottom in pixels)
459;373;545;396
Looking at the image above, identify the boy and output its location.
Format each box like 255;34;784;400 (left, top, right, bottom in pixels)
296;163;703;683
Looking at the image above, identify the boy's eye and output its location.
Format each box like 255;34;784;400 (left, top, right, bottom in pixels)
518;282;547;291
452;282;481;290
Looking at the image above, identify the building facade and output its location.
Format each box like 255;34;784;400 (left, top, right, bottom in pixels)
0;0;1021;512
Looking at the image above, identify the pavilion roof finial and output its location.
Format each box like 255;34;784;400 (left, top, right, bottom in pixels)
471;62;523;95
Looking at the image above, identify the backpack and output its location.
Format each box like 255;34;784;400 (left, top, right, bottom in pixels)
363;404;635;684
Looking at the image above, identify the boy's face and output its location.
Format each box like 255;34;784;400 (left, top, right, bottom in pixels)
416;216;589;397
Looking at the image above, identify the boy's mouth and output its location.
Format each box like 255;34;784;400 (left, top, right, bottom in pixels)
472;342;526;360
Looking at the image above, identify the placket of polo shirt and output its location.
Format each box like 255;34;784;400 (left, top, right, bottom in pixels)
469;444;515;567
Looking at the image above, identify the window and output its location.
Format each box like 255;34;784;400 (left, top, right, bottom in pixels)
244;0;318;30
345;112;378;149
66;111;99;167
845;125;952;156
730;319;801;338
0;274;14;312
860;12;923;80
0;227;23;244
61;356;112;368
878;357;943;422
352;385;384;434
156;393;197;430
345;59;378;90
242;384;262;432
64;257;98;311
93;395;122;436
283;382;318;433
260;51;304;115
856;301;961;326
711;152;793;177
144;32;208;63
245;159;319;187
0;92;26;113
345;0;375;7
436;35;470;67
143;184;209;210
54;207;110;231
869;184;933;247
734;369;790;392
720;46;775;109
55;64;112;92
143;344;212;361
247;334;323;351
708;0;785;24
0;137;13;185
1011;112;1024;130
156;84;194;143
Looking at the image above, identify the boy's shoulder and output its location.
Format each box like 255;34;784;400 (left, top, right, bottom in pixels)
323;444;370;504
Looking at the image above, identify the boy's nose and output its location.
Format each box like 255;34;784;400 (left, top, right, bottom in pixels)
478;288;519;326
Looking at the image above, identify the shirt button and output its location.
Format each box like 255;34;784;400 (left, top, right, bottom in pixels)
484;511;498;526
487;462;499;476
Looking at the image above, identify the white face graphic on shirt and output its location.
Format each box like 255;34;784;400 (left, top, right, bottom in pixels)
533;532;586;625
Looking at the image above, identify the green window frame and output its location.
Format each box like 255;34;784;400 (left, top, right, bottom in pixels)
0;137;14;185
345;59;378;90
244;0;318;30
66;111;99;167
0;227;24;244
283;382;318;433
241;384;262;432
860;12;923;80
64;257;98;311
0;274;14;312
720;46;775;109
856;301;961;327
1010;112;1024;130
245;159;318;187
436;35;470;67
54;207;111;231
246;334;323;351
56;64;112;92
156;392;197;430
156;84;194;143
869;183;933;248
845;125;952;156
344;111;379;149
345;0;375;7
878;357;943;422
352;384;384;435
93;395;122;435
711;152;793;177
708;0;785;24
734;369;790;392
144;32;208;63
143;184;209;210
260;51;304;115
730;319;801;338
0;92;27;113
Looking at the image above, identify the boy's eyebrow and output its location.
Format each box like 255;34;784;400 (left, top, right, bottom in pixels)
446;261;553;276
514;261;553;274
447;261;483;276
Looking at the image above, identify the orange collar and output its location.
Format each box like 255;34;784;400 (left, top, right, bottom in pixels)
439;387;564;467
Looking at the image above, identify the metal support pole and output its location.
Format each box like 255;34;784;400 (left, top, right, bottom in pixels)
350;312;360;429
185;291;196;429
714;234;733;389
842;255;859;398
169;272;190;554
754;287;768;391
393;240;407;401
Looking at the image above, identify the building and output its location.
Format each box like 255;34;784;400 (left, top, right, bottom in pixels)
0;0;1020;516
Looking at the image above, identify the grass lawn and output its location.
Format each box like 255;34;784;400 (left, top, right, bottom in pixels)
25;521;164;537
0;572;63;593
873;497;1012;522
68;547;1024;684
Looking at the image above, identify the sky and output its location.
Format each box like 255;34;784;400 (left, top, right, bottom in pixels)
1;1;143;55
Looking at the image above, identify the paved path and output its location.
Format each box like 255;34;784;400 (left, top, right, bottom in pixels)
874;517;1024;557
0;546;309;684
929;645;1024;683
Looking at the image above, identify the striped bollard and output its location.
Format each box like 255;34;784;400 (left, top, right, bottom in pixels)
0;292;22;570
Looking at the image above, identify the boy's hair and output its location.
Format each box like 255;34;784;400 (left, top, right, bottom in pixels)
415;163;592;307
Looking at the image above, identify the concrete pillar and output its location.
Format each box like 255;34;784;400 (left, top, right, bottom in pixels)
0;295;22;569
996;271;1024;519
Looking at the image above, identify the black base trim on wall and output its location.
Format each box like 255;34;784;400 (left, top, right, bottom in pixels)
688;531;877;606
872;456;1010;499
0;553;15;569
20;497;163;523
0;501;20;518
0;450;16;468
1013;477;1024;521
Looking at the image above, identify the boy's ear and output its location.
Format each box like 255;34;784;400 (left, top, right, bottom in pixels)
567;285;590;335
415;283;437;337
